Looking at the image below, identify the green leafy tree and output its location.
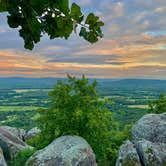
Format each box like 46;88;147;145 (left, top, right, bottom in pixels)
35;75;118;162
0;0;104;50
148;94;166;114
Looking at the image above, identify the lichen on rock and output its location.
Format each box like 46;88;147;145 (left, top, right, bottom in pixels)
115;140;141;166
26;135;97;166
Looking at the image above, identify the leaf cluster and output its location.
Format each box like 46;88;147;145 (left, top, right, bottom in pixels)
0;0;104;49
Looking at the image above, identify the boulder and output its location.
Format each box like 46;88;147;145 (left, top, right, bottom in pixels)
26;135;96;166
131;113;166;143
136;139;166;166
25;127;41;140
115;140;141;166
0;127;33;161
0;147;7;166
0;126;26;141
116;113;166;166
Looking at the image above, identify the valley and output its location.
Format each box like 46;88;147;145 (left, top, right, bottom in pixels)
0;78;166;130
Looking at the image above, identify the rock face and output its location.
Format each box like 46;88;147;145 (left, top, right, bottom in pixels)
116;113;166;166
136;139;166;166
25;127;41;140
131;113;166;143
0;126;26;141
0;127;32;161
0;147;7;166
116;140;141;166
26;135;97;166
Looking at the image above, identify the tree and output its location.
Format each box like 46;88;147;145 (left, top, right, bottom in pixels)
35;75;118;162
0;0;104;50
148;94;166;114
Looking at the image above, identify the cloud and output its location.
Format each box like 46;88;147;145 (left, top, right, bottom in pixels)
0;27;7;33
0;0;166;79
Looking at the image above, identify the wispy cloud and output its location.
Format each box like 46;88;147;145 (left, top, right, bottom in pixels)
0;0;166;78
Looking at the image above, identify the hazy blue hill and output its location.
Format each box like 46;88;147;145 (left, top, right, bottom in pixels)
97;78;166;95
0;77;166;92
110;79;166;86
0;77;111;89
0;77;61;89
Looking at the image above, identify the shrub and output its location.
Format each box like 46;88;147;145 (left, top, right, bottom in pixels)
26;134;44;150
148;94;166;114
8;149;36;166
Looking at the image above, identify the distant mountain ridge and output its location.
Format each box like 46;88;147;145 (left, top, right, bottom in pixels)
0;77;166;92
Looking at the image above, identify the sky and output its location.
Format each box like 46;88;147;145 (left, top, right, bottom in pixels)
0;0;166;79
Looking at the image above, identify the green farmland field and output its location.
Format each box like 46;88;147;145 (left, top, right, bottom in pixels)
0;106;39;112
0;78;166;130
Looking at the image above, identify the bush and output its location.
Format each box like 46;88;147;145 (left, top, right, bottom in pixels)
148;94;166;114
8;149;36;166
26;134;44;150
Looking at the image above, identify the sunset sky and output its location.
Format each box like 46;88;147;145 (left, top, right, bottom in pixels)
0;0;166;79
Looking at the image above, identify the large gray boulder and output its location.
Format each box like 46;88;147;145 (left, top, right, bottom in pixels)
136;139;166;166
0;126;26;141
116;113;166;166
116;140;141;166
0;147;7;166
26;135;97;166
0;127;32;161
131;113;166;143
25;127;41;140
